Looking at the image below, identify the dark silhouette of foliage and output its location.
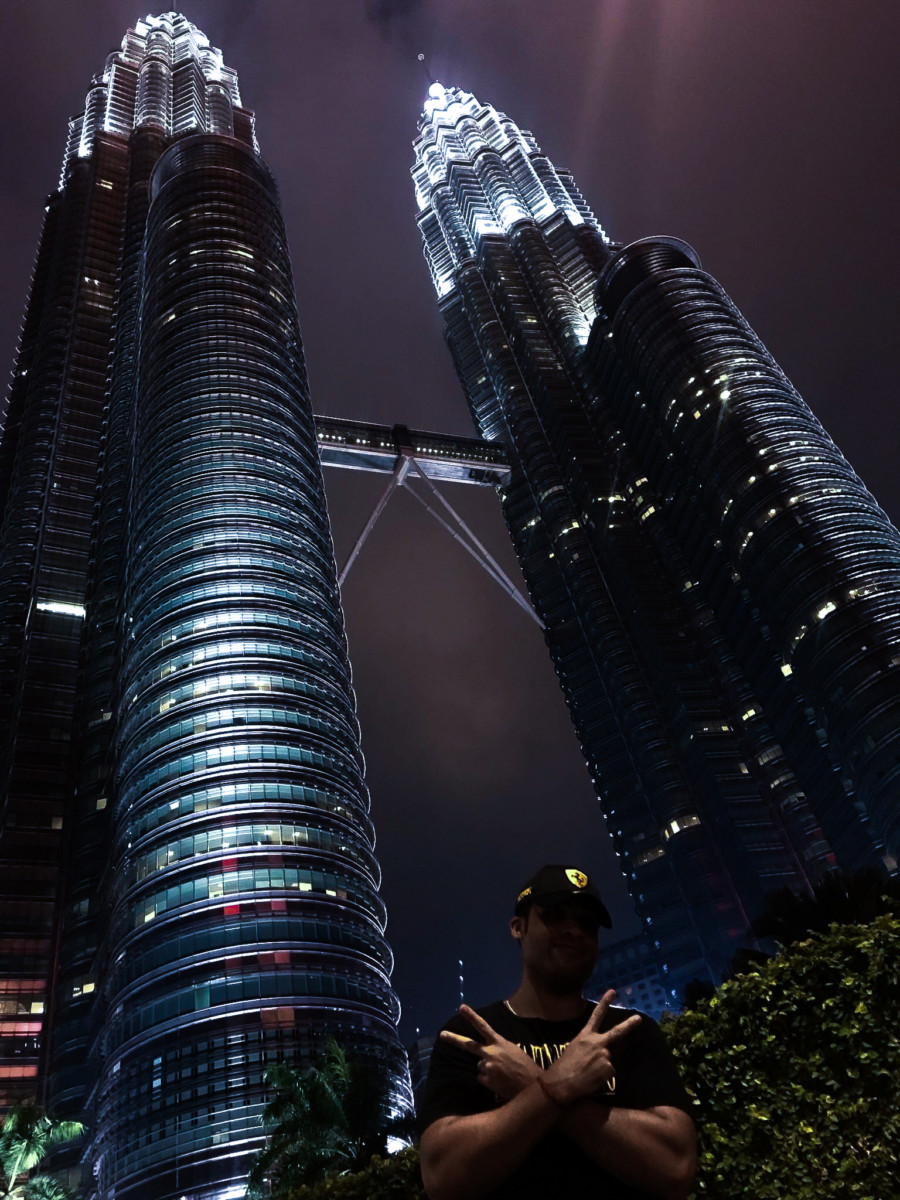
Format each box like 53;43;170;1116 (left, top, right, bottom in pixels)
751;866;900;947
0;1105;83;1200
681;867;900;1010
681;949;771;1011
247;1040;413;1198
680;977;717;1010
284;1147;425;1199
727;946;769;975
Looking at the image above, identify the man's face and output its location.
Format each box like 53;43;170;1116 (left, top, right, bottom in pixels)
510;900;601;995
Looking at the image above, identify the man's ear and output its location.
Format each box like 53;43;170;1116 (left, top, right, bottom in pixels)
510;914;526;942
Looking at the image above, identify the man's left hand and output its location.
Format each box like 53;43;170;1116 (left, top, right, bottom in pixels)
541;990;641;1106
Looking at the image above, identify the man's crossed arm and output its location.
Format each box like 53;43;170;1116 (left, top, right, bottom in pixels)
419;991;696;1200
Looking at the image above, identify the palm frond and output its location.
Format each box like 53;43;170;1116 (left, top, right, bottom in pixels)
0;1105;84;1197
43;1124;82;1150
22;1174;74;1200
247;1041;411;1193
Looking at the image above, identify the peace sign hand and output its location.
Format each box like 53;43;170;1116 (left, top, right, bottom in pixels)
542;990;641;1106
440;1004;542;1099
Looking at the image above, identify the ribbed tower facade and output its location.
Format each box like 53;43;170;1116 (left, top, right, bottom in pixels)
413;84;900;999
0;14;408;1198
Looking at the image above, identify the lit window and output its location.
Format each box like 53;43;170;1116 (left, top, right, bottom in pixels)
36;600;86;618
633;845;665;867
662;815;701;841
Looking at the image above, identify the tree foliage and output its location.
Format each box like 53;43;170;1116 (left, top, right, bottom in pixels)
282;1147;425;1200
247;1040;413;1198
0;1105;83;1200
751;866;900;946
681;867;900;1009
665;914;900;1198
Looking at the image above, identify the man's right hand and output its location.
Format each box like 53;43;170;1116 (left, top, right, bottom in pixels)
541;990;641;1106
440;1004;542;1099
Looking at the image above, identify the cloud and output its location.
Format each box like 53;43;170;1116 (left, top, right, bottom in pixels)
365;0;426;37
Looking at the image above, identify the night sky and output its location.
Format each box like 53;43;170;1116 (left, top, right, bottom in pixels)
2;1;898;1047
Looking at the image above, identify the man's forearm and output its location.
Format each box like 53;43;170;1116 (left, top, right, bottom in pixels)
558;1103;696;1200
420;1080;561;1200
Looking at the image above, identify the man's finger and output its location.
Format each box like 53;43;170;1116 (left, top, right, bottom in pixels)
584;989;615;1032
602;1014;643;1044
459;1003;501;1043
440;1030;485;1056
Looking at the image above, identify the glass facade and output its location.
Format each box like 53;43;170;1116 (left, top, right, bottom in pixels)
412;85;898;1003
0;14;408;1200
591;237;900;866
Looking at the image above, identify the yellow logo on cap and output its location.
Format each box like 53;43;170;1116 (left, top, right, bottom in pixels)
566;869;588;889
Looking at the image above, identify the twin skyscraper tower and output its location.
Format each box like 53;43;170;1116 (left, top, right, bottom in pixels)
1;12;899;1200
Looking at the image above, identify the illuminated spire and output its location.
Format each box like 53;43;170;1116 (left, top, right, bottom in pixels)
63;11;255;179
413;83;607;305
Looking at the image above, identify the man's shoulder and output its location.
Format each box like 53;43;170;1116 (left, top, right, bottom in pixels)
603;1003;647;1027
600;1003;664;1045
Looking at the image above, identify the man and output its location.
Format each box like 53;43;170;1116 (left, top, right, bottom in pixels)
418;865;697;1200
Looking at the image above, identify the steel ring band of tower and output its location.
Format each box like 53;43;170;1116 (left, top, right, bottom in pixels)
95;135;408;1200
597;239;900;859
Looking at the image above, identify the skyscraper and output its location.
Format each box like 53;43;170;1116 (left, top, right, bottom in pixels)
0;14;408;1198
412;84;900;999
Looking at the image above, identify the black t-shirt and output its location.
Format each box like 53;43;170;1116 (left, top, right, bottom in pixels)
418;1000;693;1200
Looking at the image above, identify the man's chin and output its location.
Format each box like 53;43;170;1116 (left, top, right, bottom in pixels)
540;962;596;996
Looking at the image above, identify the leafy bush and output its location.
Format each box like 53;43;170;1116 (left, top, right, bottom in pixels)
665;914;900;1198
284;1146;425;1199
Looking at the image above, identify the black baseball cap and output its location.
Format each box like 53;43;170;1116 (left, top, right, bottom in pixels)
514;864;612;928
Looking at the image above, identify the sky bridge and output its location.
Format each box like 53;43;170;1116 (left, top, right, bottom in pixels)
314;415;539;625
314;415;511;486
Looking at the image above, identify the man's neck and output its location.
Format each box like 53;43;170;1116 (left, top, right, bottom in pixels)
506;978;589;1021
